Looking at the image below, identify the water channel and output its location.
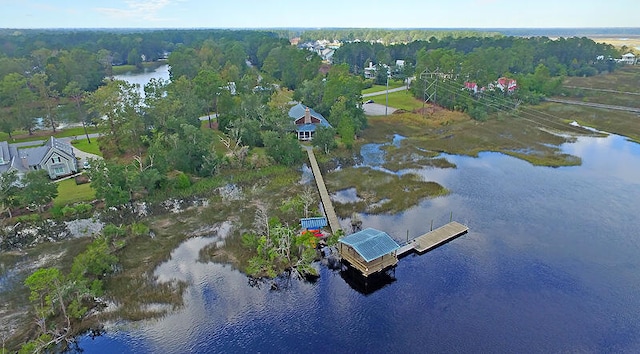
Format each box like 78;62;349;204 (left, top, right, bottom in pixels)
77;68;640;352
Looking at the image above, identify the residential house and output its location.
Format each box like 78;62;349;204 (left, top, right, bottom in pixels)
364;62;377;79
289;103;332;141
338;228;401;277
0;137;78;179
620;53;637;65
496;77;518;93
464;81;479;94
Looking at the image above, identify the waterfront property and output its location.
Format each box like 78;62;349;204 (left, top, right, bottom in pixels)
0;137;78;179
289;103;332;141
338;228;401;276
396;221;469;257
305;148;341;234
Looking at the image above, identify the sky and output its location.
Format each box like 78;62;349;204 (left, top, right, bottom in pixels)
0;0;637;29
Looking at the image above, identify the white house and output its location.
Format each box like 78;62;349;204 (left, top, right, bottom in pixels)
620;53;637;65
0;137;78;179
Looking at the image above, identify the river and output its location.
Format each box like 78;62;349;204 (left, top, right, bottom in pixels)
76;117;640;352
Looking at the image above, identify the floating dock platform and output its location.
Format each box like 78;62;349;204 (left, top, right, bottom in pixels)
397;221;469;257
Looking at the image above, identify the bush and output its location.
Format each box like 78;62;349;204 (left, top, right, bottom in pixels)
130;222;150;236
50;205;64;219
103;224;126;238
74;203;93;217
175;172;191;189
62;205;77;217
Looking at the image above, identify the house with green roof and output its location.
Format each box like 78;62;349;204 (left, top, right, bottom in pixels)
338;228;400;277
288;103;332;141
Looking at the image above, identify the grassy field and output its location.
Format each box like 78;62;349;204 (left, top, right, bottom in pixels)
71;138;102;156
561;66;640;108
0;126;99;144
53;178;96;207
363;90;424;111
362;80;404;94
590;36;640;50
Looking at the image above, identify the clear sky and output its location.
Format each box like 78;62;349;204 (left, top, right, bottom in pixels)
1;0;637;29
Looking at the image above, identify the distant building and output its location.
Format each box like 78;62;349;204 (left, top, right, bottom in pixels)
288;103;332;141
620;53;637;65
364;62;377;79
464;81;479;94
0;137;78;179
496;77;518;93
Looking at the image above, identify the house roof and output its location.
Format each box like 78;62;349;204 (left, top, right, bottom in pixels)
288;103;332;131
339;228;400;262
301;217;328;230
0;137;76;173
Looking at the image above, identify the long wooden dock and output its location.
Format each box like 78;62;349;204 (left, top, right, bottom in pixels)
397;221;468;256
306;147;341;234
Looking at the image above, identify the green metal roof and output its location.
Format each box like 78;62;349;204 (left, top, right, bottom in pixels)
339;228;400;262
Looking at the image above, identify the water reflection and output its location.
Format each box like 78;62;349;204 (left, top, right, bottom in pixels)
80;130;640;352
113;64;170;98
340;266;396;295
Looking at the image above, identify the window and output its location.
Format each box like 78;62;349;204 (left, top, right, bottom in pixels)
53;166;65;175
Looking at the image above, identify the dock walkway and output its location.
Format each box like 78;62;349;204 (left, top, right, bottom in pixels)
305;147;341;234
397;221;469;257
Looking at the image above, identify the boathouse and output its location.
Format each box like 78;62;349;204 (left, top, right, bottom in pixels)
338;228;400;277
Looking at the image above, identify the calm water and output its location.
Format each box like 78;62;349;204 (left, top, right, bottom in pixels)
77;129;640;353
113;64;170;98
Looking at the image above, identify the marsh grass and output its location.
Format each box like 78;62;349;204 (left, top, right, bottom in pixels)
326;167;448;217
381;143;457;171
364;107;595;167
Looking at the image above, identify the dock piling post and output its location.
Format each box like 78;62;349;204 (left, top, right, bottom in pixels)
406;230;409;244
430;219;433;231
450;211;453;222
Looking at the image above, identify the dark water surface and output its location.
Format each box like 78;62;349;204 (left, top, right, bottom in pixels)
79;131;640;353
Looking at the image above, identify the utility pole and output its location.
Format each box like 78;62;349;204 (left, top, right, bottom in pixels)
385;68;390;116
420;67;439;117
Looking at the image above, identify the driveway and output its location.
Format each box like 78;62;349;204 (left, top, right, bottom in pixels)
58;136;103;167
363;102;397;116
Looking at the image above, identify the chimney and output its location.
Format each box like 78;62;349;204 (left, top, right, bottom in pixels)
21;156;29;169
304;107;311;124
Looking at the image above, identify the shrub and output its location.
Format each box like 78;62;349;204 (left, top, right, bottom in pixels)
74;203;93;217
62;205;77;217
103;224;126;238
130;222;150;236
175;172;191;190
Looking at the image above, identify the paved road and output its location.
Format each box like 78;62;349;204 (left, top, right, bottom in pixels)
362;85;408;98
545;98;640;113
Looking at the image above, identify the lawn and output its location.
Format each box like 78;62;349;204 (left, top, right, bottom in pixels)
362;80;404;95
71;138;102;156
54;178;96;207
0;126;99;144
385;90;425;112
